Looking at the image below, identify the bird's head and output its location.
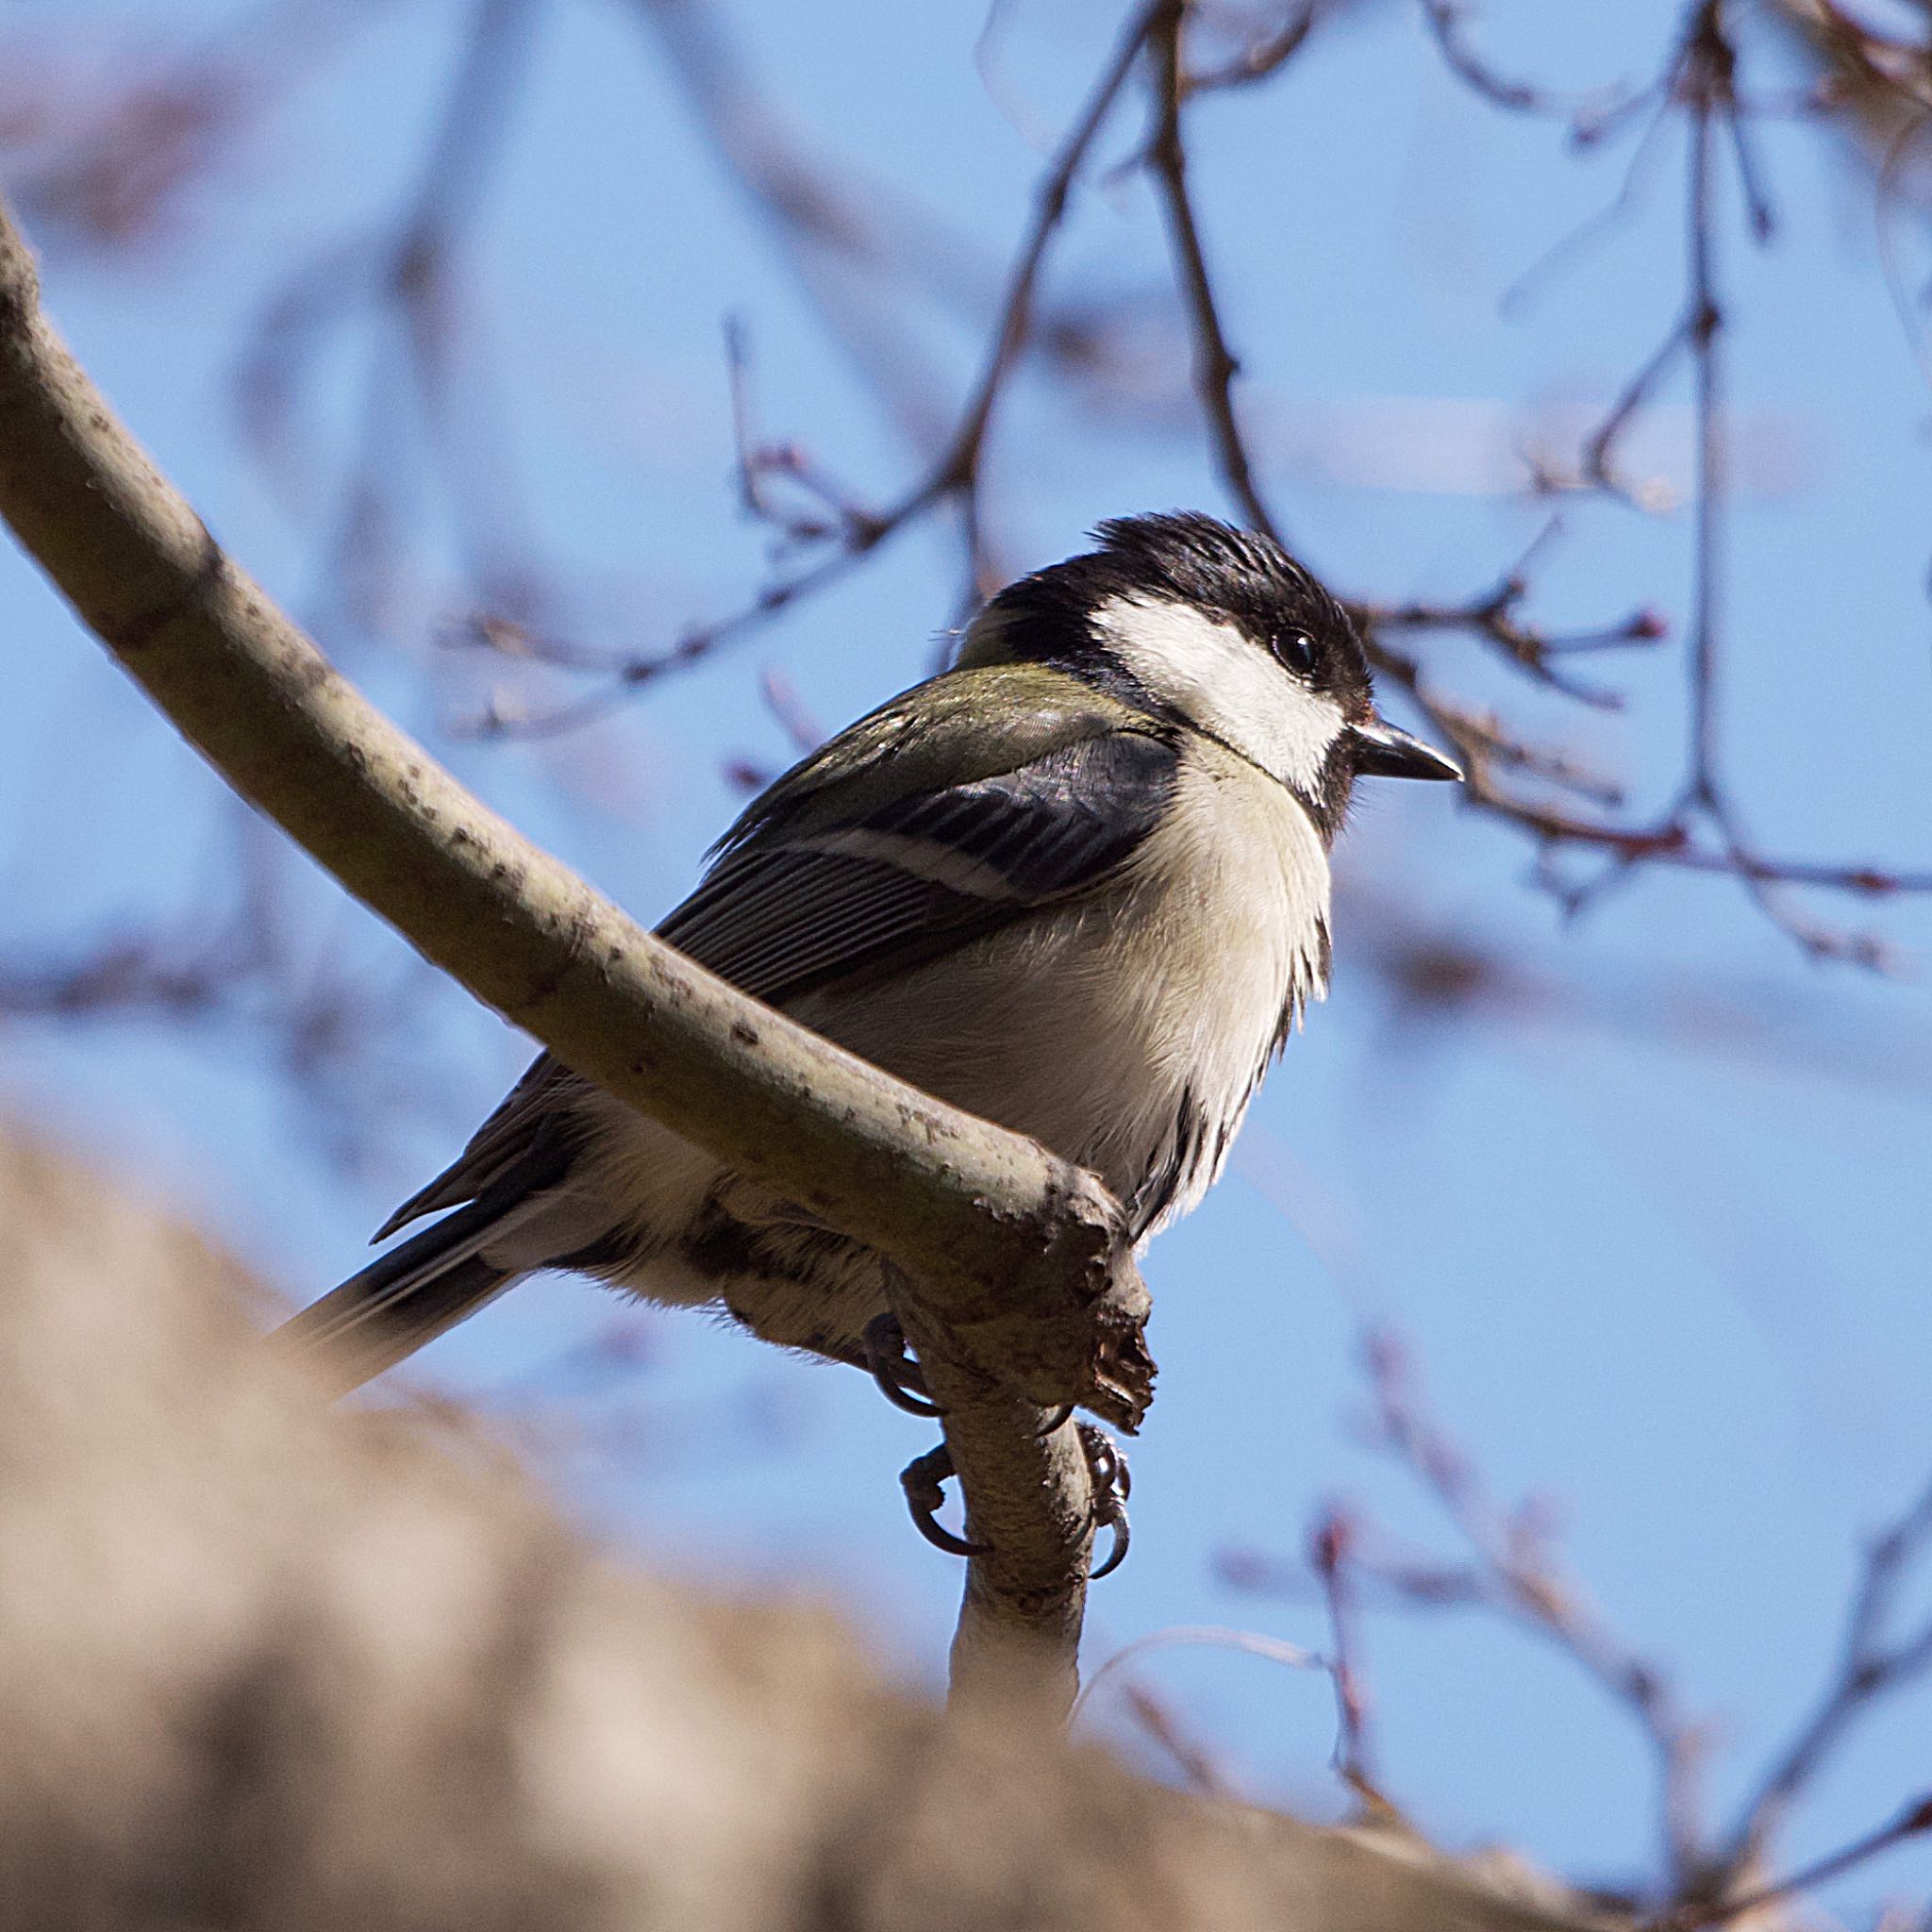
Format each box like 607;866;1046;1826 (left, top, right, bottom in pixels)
958;511;1459;837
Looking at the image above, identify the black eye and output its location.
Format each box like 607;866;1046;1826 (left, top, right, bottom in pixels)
1271;628;1317;675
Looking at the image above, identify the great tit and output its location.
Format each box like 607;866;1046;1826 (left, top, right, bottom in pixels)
281;512;1458;1393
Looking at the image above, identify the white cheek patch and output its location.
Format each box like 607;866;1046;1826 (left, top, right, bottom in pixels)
1095;594;1344;793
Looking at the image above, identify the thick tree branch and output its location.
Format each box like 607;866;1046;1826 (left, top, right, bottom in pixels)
0;193;1153;1708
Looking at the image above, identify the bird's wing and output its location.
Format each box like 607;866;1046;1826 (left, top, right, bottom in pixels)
701;660;1156;857
375;685;1178;1240
661;724;1178;1003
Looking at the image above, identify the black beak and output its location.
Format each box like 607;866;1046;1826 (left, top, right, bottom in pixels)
1350;718;1462;782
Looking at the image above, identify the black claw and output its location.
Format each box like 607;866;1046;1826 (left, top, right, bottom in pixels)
1034;1404;1075;1437
1077;1421;1133;1581
901;1442;991;1558
863;1312;944;1418
1089;1514;1131;1581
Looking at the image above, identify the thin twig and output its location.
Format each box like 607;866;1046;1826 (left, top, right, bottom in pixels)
1311;1505;1377;1790
1650;1795;1932;1930
1353;1326;1711;1892
458;0;1166;736
1145;0;1287;541
426;0;1932;964
1716;1470;1932;1885
1181;0;1318;97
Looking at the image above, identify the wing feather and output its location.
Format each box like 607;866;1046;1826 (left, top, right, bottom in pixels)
371;1053;583;1240
660;729;1176;999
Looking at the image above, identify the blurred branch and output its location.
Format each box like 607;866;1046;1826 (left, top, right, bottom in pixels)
1653;1796;1932;1930
0;192;1158;1713
0;918;422;1157
0;806;446;1166
627;0;1005;461
1371;0;1932;964
239;0;546;624
1311;1504;1379;1794
1558;0;1895;964
1350;1327;1711;1897
1118;1678;1233;1796
1180;1;1319;96
1162;0;1927;964
1334;889;1932;1094
459;0;1166;734
1146;0;1290;540
1231;1324;1932;1920
1418;0;1576;117
20;0;1924;971
3;0;394;248
1765;0;1932;137
1356;519;1670;711
1715;1468;1932;1887
418;0;1932;967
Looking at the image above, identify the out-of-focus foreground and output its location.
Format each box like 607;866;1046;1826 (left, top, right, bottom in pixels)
0;1123;1607;1932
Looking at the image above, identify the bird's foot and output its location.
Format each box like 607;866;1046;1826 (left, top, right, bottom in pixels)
1078;1420;1132;1581
897;1423;1131;1576
862;1311;944;1418
900;1441;990;1557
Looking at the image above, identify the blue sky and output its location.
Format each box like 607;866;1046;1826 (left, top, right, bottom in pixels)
4;0;1932;1912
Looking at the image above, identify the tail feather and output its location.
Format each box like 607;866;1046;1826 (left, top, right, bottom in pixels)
274;1198;522;1396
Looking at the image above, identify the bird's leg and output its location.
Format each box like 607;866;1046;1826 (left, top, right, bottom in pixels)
1078;1420;1132;1580
861;1310;945;1418
900;1441;990;1557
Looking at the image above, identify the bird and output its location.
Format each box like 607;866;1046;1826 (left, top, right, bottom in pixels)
277;512;1457;1552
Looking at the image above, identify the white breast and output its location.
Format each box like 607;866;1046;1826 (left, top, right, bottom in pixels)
793;747;1331;1240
